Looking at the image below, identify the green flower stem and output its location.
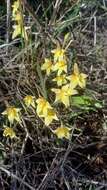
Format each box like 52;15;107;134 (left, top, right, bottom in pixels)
36;63;47;99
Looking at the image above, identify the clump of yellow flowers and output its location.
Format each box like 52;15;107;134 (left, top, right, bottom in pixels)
12;0;28;41
39;44;87;139
36;97;58;126
2;106;21;139
2;40;87;140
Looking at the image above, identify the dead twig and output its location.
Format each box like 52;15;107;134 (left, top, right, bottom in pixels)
0;166;35;190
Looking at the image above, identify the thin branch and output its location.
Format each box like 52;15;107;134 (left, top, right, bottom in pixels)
94;16;97;46
0;166;35;190
50;0;62;25
21;0;42;32
6;0;11;54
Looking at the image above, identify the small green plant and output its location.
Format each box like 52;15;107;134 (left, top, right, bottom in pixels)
2;33;94;140
3;3;103;140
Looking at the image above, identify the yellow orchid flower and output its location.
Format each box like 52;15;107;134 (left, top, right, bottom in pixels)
41;58;53;76
67;63;87;88
52;74;67;86
2;106;21;124
24;95;35;108
51;47;65;62
12;24;21;39
12;0;20;17
13;12;22;22
52;59;67;75
12;25;28;40
3;127;16;139
52;84;77;107
53;124;71;139
36;97;58;125
79;73;88;88
12;0;28;41
63;84;78;96
36;97;52;117
44;109;58;126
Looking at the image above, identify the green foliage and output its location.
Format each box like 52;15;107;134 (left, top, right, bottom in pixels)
71;95;103;109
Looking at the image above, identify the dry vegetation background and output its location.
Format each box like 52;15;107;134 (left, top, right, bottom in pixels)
0;0;107;189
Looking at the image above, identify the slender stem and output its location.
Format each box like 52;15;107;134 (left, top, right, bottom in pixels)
36;63;47;99
6;0;11;54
